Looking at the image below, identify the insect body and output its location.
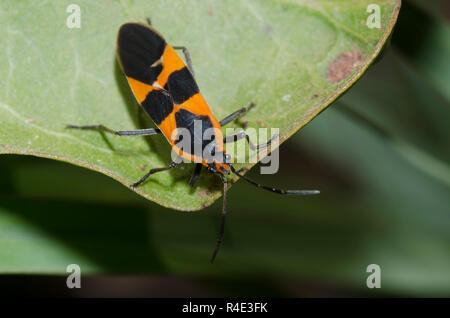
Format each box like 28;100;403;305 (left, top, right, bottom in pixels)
67;22;319;263
117;23;230;177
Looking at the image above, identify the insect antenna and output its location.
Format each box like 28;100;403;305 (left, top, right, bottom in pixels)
230;165;320;195
210;175;228;264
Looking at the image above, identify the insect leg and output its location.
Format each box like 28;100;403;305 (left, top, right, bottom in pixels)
210;175;228;263
219;102;255;126
144;18;194;77
189;163;203;188
230;165;320;195
66;124;161;136
173;46;195;78
223;130;278;150
131;161;179;188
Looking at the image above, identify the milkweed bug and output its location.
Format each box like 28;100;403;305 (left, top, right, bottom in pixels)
67;21;320;263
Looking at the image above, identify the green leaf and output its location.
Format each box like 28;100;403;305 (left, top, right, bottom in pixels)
0;0;400;210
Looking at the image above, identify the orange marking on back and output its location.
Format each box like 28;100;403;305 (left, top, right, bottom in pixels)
172;144;201;163
156;107;178;143
179;93;213;117
126;77;154;103
157;45;187;87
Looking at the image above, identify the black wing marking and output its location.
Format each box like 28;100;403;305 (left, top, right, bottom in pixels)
117;23;166;84
164;67;199;104
141;89;174;125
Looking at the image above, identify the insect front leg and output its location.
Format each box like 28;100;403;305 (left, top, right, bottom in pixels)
223;130;278;150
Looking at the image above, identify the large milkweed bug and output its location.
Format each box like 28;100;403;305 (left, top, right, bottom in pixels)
67;21;320;263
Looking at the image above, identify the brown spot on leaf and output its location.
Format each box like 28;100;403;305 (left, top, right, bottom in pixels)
256;119;265;127
137;164;148;171
327;50;365;83
262;23;274;35
199;188;211;198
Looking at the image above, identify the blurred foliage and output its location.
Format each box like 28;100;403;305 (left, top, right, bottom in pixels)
0;0;449;297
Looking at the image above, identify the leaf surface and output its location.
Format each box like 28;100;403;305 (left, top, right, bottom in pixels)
0;0;400;210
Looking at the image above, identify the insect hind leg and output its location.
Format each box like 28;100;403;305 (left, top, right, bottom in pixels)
66;124;161;136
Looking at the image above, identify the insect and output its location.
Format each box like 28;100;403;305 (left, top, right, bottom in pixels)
67;21;319;263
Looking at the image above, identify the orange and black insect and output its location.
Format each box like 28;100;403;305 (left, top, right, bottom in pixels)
67;21;319;263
